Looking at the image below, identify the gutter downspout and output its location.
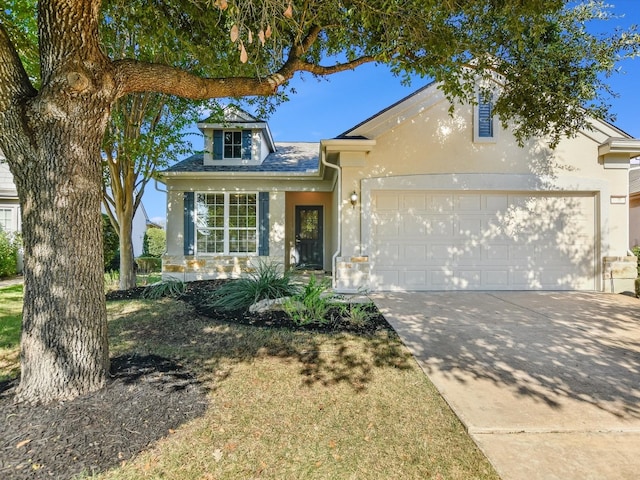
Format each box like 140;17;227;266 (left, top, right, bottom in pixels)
154;178;168;193
321;147;341;290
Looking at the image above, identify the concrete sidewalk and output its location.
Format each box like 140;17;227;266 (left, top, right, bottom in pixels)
0;275;23;288
373;291;640;480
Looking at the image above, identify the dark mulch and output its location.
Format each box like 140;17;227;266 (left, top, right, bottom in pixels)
0;354;208;479
1;280;392;479
107;279;393;334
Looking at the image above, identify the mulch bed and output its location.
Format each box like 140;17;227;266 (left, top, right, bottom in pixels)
0;355;208;479
1;280;393;479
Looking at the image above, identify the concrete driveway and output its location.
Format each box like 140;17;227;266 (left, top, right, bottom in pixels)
372;291;640;480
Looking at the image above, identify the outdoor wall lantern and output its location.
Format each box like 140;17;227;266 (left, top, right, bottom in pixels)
350;191;359;208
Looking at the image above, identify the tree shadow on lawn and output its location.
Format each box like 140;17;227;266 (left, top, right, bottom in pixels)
0;283;413;480
107;291;414;395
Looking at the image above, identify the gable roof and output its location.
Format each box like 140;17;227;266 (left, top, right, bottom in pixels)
198;105;276;153
337;81;633;144
163;142;320;177
337;82;436;139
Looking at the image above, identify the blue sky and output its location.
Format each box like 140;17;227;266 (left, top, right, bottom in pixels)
144;1;640;223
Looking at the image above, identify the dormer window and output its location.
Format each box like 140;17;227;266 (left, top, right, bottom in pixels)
212;129;252;161
474;92;497;143
224;131;243;159
199;106;276;166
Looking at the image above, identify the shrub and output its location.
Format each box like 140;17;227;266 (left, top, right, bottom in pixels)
342;302;377;328
0;228;18;278
136;256;162;273
285;275;334;326
103;214;119;271
142;279;186;299
632;246;640;277
207;261;298;311
104;270;120;291
143;227;166;258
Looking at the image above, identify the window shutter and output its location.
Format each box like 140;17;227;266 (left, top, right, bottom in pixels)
258;192;269;256
478;94;494;138
213;130;223;160
241;130;252;160
183;192;195;255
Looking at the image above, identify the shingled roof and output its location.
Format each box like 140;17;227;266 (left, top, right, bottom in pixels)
164;142;320;174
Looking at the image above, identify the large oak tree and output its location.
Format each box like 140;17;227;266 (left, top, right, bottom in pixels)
0;0;637;404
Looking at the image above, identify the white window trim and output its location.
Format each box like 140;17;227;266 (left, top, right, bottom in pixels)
195;192;259;256
223;130;243;160
0;206;19;234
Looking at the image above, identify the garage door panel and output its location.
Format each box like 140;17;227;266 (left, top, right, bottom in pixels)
404;270;427;287
458;194;483;211
405;245;428;262
484;270;510;288
375;269;400;288
370;190;596;291
458;217;484;235
429;194;455;212
375;194;399;211
402;194;427;210
458;245;483;263
485;245;510;261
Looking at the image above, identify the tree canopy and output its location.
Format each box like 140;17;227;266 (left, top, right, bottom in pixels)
0;0;638;404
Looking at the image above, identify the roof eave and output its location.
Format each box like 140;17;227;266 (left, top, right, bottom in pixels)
158;170;323;180
598;138;640;157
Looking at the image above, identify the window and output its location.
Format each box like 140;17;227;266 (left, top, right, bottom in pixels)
0;208;13;233
195;193;257;254
211;129;252;161
474;92;496;143
224;131;242;159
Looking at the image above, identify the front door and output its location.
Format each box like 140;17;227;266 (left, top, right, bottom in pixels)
295;205;323;270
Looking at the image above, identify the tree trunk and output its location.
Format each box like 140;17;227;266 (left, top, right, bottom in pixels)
14;117;110;403
118;210;137;290
0;0;116;404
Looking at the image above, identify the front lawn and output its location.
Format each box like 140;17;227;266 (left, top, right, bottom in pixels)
0;284;22;381
0;283;498;480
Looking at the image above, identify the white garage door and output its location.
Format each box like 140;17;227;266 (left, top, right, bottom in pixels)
370;191;597;291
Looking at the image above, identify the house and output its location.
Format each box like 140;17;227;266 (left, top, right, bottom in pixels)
630;161;640;249
160;83;640;293
0;149;152;259
0;152;20;234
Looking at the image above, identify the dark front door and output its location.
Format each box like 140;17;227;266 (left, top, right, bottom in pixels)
295;205;323;270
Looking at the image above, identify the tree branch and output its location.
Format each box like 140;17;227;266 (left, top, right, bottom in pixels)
296;55;378;76
114;60;295;99
0;23;37;118
114;51;378;100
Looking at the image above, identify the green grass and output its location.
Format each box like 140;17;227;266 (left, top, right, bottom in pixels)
0;284;23;381
1;288;499;479
104;272;164;291
102;299;499;480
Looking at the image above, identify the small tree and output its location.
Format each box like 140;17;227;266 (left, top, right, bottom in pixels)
0;227;18;278
143;227;166;258
102;214;119;271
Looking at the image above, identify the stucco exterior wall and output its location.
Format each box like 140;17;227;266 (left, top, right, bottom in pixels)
630;193;640;248
163;185;287;280
337;97;630;264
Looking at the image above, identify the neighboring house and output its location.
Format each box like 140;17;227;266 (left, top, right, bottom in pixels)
630;161;640;249
0;152;20;234
160;84;640;293
0;149;151;258
125;201;153;258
